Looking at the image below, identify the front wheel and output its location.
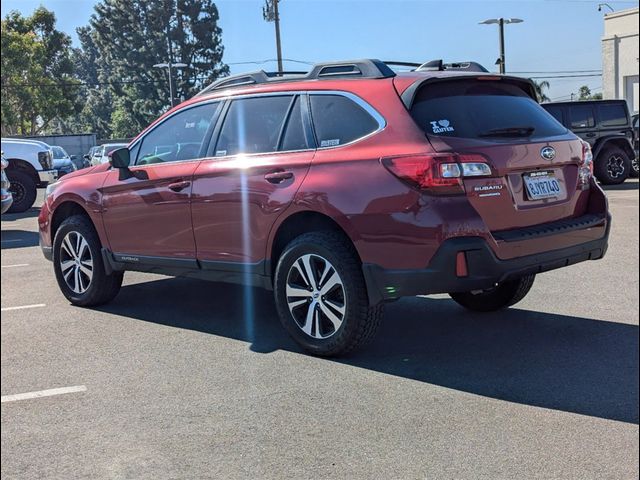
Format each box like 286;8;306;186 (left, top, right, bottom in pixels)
53;215;123;307
449;274;535;312
6;170;36;213
274;232;383;356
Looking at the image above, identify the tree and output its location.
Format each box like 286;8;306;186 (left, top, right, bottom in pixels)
1;7;81;135
88;0;228;138
531;79;551;103
578;85;603;101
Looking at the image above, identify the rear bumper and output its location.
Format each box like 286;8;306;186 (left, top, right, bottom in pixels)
362;212;610;304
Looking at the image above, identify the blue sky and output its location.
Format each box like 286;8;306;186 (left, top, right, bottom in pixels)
2;0;639;100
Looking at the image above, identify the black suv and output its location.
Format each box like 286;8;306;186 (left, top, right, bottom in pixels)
543;100;637;184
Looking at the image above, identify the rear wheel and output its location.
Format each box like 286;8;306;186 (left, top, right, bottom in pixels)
6;170;36;213
53;215;123;306
595;146;631;185
274;232;383;356
449;274;535;312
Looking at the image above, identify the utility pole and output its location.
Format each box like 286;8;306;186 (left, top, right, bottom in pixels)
479;17;523;74
153;19;187;109
263;0;283;74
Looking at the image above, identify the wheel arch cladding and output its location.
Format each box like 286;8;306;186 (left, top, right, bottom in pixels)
270;210;362;276
51;201;94;243
594;137;635;160
6;158;39;183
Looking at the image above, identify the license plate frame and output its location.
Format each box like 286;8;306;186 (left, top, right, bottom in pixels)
523;171;562;200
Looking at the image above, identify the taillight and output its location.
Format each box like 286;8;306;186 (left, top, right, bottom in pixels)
381;153;491;195
578;140;593;190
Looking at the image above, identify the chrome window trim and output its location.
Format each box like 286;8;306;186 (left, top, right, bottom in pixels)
127;89;386;165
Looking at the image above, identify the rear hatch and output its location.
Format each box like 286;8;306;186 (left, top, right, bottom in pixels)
405;76;585;231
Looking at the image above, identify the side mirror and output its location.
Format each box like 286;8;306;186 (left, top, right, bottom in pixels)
109;148;130;169
70;155;77;160
83;154;90;160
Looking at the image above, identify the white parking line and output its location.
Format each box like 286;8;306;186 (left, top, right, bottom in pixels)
1;304;46;312
1;264;29;269
1;385;87;403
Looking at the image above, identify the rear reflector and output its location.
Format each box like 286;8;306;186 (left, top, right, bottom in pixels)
456;252;469;277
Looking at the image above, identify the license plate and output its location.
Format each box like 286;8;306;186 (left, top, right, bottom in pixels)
523;171;562;200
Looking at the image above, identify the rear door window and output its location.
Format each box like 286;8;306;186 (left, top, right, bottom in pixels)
280;96;308;151
310;94;379;147
598;103;627;127
569;105;595;129
216;95;293;156
410;80;567;140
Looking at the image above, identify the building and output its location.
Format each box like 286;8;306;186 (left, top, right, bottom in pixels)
602;7;639;113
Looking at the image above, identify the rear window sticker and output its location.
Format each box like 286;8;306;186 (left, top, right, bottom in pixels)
430;120;455;134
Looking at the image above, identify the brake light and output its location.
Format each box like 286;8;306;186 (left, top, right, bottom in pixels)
578;140;593;190
381;153;491;195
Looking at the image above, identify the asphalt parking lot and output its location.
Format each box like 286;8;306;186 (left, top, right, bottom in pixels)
1;183;638;480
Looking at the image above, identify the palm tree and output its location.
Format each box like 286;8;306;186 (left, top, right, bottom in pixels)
531;79;551;103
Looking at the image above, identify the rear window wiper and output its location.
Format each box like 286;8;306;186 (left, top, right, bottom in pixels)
478;126;536;138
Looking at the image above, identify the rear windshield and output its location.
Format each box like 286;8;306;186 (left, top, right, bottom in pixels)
410;80;567;140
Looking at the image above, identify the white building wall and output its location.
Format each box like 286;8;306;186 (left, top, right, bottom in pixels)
602;7;639;112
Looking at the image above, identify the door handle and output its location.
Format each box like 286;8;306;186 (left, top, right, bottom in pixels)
264;170;294;184
585;133;596;138
168;180;191;192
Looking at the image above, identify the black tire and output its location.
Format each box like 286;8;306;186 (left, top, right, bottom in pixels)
53;215;123;307
595;146;631;185
449;274;535;312
6;170;36;213
274;231;383;357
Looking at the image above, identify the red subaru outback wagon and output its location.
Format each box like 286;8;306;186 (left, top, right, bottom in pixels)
39;59;610;356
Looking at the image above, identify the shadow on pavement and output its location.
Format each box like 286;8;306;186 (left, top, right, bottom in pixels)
98;276;639;425
0;229;39;249
600;180;639;191
1;207;41;222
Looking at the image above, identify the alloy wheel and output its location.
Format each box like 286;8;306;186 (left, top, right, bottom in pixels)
285;254;346;339
59;231;93;294
606;155;626;179
9;181;25;205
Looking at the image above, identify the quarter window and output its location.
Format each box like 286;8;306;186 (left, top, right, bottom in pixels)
598;104;627;127
136;102;219;165
216;96;293;156
570;105;595;129
310;94;379;148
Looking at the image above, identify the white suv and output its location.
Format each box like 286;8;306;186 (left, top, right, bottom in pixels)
0;138;58;213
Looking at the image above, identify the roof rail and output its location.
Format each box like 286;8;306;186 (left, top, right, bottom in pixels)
417;59;489;73
195;58;396;96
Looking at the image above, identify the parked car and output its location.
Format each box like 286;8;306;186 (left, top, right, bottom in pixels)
542;99;637;183
52;145;85;172
1;138;57;213
83;146;101;168
91;143;129;166
50;145;77;178
1;153;13;214
39;59;610;356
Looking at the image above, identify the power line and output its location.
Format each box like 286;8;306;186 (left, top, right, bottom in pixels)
530;73;603;79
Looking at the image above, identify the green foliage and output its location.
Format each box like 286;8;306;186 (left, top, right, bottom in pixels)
578;85;603;101
1;7;81;135
88;0;228;137
531;79;551;103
